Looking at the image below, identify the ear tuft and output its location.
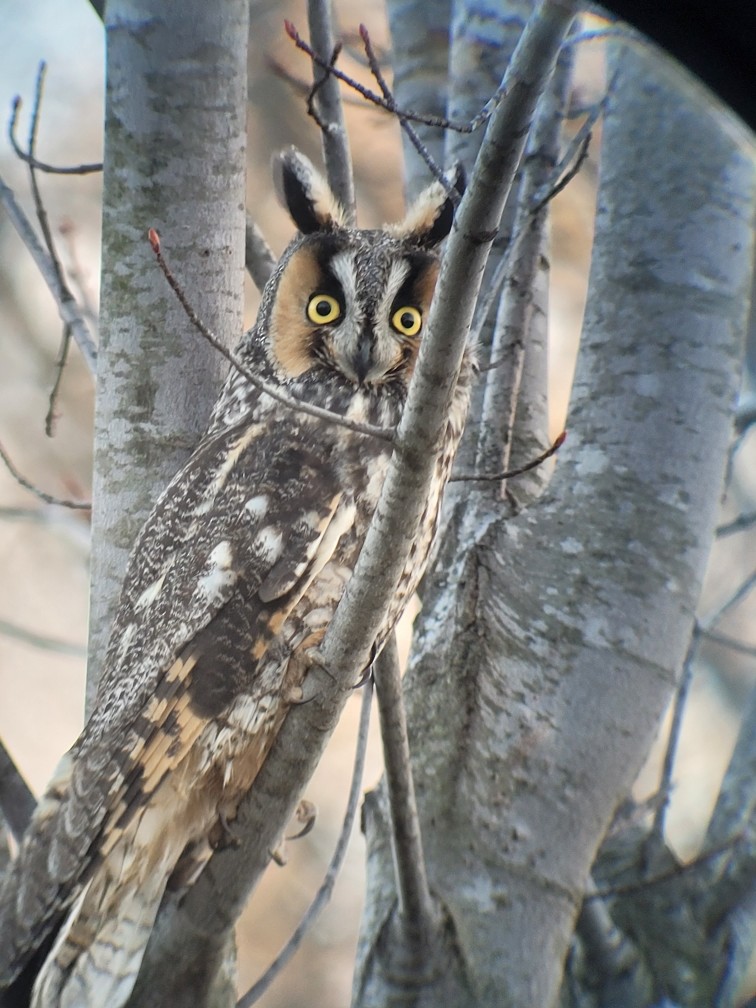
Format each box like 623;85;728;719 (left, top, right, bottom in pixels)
273;147;346;234
387;165;465;248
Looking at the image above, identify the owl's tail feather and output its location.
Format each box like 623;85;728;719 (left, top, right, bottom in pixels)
31;871;165;1008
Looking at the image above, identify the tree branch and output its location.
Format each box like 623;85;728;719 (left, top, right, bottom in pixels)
244;215;276;292
0;616;87;658
306;0;356;221
0;173;97;372
0;741;36;844
0;439;91;510
373;636;437;953
236;682;372;1007
472;40;573;499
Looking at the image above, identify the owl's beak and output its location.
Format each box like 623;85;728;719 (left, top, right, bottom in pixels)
351;335;373;385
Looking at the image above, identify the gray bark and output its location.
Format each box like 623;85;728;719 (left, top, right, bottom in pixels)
87;0;248;711
357;34;755;1008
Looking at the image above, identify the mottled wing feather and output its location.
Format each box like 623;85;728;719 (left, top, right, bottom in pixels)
0;421;345;985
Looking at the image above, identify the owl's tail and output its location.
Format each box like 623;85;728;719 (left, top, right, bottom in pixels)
31;868;166;1008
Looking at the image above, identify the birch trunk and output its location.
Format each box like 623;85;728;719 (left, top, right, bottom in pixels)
87;0;248;709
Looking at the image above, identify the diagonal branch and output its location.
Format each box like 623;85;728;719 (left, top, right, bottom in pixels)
0;173;97;372
0;740;36;844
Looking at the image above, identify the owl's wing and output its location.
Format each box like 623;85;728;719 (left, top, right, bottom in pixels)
0;415;351;985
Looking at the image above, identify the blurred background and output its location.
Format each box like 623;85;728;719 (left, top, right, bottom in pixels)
0;1;753;1005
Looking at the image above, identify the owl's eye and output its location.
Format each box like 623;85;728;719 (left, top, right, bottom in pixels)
390;306;422;337
307;293;342;325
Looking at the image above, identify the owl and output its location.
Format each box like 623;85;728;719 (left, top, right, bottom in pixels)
0;148;471;1008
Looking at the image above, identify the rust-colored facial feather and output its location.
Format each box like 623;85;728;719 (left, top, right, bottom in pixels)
268;245;322;377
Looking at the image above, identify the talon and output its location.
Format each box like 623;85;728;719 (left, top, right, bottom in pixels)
352;663;374;689
287;799;317;840
210;808;240;850
270;843;288;866
285;684;304;704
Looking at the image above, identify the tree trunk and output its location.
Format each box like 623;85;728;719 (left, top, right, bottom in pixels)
87;0;248;710
355;35;755;1008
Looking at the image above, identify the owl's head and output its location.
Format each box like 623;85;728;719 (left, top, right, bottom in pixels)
261;148;458;391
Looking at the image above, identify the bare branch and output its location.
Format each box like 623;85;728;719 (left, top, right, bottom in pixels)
45;326;73;437
0;615;87;658
373;635;438;951
699;687;756;913
149;229;393;443
244;215;276;292
285;19;476;134
306;0;356;221
0;439;91;510
8;97;102;175
716;510;756;537
646;624;700;859
360;24;450;192
701;629;756;658
236;683;372;1007
0;172;97;372
473;44;573;488
701;569;756;631
0;741;36;844
450;430;565;482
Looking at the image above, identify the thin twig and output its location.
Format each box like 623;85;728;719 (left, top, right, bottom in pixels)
0;440;91;510
0;173;97;372
45;325;73;437
700;569;756;632
24;65;78;433
0;616;87;658
307;0;356;220
450;430;566;481
268;57;378;109
148;229;393;443
716;511;756;537
9;96;102;175
236;682;372;1007
530;66;617;215
530;129;591;213
285;19;477;134
646;624;701;857
26;66;67;288
58;218;100;327
0;739;36;843
359;24;451;193
701;629;756;659
373;635;438;948
244;215;276;292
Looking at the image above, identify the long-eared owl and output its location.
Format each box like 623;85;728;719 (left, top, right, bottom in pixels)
0;148;471;1008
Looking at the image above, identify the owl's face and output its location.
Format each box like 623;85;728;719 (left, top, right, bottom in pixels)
263;148;458;393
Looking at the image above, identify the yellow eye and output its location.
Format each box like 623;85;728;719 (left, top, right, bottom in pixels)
307;293;341;325
391;305;422;337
